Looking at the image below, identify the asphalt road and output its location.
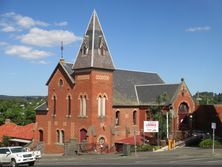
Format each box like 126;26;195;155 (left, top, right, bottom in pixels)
34;147;222;166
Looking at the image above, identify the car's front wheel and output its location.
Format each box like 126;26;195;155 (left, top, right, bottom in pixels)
11;159;18;167
28;161;35;166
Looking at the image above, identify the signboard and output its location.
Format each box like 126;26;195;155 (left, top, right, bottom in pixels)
144;121;159;133
211;122;216;129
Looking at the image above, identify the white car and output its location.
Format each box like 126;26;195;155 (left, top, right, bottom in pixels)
24;147;41;159
0;146;36;167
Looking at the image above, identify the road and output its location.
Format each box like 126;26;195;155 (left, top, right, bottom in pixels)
35;147;222;166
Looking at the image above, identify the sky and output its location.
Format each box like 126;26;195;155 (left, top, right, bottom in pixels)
0;0;222;96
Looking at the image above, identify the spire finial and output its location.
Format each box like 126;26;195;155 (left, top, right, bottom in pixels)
61;41;64;59
60;41;65;64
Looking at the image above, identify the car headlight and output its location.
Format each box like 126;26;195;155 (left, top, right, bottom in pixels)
16;154;23;158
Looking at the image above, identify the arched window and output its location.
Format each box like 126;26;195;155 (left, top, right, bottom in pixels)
80;95;87;117
98;95;106;117
52;95;56;116
81;42;88;55
133;110;137;125
99;36;106;56
178;102;189;130
61;130;65;144
56;130;60;143
179;102;189;113
58;79;63;87
67;95;71;116
115;111;120;126
39;130;43;142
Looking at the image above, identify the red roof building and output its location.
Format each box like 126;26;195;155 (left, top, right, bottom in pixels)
0;119;35;144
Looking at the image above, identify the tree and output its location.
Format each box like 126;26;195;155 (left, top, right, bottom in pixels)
150;92;169;144
0;97;43;125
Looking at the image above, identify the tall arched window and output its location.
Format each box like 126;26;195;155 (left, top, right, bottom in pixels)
133;110;137;125
52;95;56;116
80;95;87;117
115;111;120;126
56;130;60;143
98;95;106;117
67;95;71;116
39;130;43;142
61;130;65;144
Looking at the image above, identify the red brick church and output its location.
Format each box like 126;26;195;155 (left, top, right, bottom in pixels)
35;11;194;154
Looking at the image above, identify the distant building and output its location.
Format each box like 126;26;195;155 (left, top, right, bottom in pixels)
35;11;194;154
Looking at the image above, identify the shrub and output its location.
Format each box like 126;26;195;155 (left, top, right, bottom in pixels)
137;144;153;152
199;139;222;149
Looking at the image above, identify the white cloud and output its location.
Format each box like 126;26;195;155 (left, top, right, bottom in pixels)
0;41;8;46
38;60;49;64
1;12;49;30
1;25;20;32
186;26;211;32
54;21;68;26
19;27;82;47
31;60;50;64
5;45;52;60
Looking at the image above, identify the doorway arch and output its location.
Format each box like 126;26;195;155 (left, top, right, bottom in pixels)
178;102;189;130
80;128;87;142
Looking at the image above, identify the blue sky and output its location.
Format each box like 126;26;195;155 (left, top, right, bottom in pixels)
0;0;221;96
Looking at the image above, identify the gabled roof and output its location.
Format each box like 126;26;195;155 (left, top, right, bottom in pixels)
135;83;180;105
46;62;74;85
35;102;48;112
73;10;115;70
0;122;35;142
113;69;164;106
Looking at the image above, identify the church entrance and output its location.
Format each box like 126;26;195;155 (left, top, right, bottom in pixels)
178;102;189;130
80;129;87;142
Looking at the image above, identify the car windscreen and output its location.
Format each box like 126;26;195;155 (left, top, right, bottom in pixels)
10;147;25;153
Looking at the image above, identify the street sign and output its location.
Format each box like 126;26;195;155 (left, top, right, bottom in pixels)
144;121;159;132
211;122;216;129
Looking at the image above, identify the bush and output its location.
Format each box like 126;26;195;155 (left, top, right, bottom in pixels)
199;139;222;149
137;144;153;152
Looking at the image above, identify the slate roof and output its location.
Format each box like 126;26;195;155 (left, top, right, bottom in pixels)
63;62;74;76
135;84;180;105
73;10;115;70
113;69;164;106
35;102;48;112
46;62;74;85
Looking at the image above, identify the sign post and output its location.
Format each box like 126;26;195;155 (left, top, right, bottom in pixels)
166;112;169;139
211;122;216;154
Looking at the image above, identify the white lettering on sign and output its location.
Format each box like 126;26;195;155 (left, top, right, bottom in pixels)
144;121;159;133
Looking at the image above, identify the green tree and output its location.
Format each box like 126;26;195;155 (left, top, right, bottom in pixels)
150;92;170;144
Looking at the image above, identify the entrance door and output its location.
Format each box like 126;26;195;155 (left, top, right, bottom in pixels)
80;129;87;142
178;102;189;130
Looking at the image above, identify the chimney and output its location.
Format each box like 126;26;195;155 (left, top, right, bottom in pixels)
5;119;11;124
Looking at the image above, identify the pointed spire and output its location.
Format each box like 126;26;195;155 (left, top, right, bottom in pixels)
73;10;115;70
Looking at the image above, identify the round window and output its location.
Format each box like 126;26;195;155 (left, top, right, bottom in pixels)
99;137;105;145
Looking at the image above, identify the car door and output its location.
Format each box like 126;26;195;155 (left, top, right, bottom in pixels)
0;148;10;163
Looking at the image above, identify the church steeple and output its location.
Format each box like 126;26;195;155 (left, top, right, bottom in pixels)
73;10;115;70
